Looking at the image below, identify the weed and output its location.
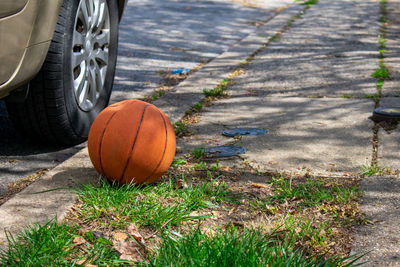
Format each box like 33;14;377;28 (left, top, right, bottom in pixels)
151;89;165;101
376;79;384;92
211;161;220;172
372;65;390;79
360;163;389;176
378;36;386;49
203;79;231;98
171;158;188;168
193;102;203;112
190;147;207;159
300;0;318;6
193;161;207;171
379;49;386;59
342;94;354;99
378;16;387;23
364;93;380;103
173;121;191;137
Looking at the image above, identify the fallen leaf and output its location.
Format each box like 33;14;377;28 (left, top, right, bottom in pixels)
319;229;326;237
220;166;232;172
211;211;220;218
175;179;188;189
73;236;86;246
85;264;98;267
114;232;128;241
252;183;267;188
128;223;144;244
114;239;143;262
76;259;85;265
228;207;235;215
268;161;278;165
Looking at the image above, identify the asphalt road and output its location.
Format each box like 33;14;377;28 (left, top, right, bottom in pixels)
0;0;292;197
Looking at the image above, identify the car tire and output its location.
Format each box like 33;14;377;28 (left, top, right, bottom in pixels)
6;0;119;146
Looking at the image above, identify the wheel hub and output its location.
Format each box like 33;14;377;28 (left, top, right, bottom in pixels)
71;0;110;112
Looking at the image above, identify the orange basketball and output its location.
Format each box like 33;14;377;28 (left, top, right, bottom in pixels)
88;100;176;185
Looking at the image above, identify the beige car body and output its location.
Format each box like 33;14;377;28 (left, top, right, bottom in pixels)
0;0;126;99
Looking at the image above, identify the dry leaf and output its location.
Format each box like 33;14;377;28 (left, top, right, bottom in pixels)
252;183;267;188
228;207;235;215
128;223;144;243
212;211;220;217
85;265;98;267
73;236;86;246
268;161;278;165
76;259;85;265
114;232;128;241
114;239;143;262
175;179;188;189
220;166;232;172
319;229;326;237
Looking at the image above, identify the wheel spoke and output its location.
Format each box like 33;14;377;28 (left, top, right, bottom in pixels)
93;0;107;34
72;52;85;68
87;0;95;29
80;80;89;106
88;66;98;102
79;0;90;29
94;49;108;65
74;66;87;98
95;30;109;47
93;60;104;91
73;30;85;46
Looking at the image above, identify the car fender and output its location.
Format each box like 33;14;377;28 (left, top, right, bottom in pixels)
0;0;63;98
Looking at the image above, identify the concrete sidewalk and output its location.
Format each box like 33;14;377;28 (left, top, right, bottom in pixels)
0;0;399;265
176;0;400;265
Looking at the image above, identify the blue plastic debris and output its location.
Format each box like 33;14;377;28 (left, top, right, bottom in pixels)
203;145;246;158
172;68;190;75
222;128;266;137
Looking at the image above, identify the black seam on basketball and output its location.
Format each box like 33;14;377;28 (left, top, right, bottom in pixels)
119;104;150;183
144;109;169;183
98;111;118;175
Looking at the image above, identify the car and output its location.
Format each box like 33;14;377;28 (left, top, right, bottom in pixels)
0;0;127;145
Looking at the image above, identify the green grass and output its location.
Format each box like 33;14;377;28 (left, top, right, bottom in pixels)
0;220;125;266
269;177;361;207
372;64;390;79
360;163;389;177
296;0;318;6
203;79;230;98
193;102;203;112
150;89;165;101
0;222;364;267
364;93;380;103
74;177;235;229
171;158;188;168
376;79;384;92
190;147;207;159
378;36;386;49
141;227;361;267
173;121;191;137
